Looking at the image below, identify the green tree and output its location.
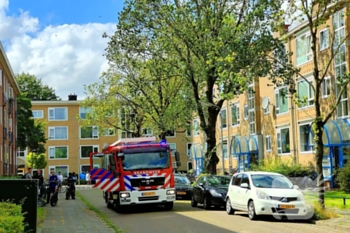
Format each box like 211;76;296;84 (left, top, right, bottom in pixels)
16;73;60;153
26;152;47;169
16;73;60;100
283;0;350;208
113;0;296;174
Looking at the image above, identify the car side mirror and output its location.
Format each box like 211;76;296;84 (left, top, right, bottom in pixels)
240;183;249;189
198;182;204;187
293;185;300;190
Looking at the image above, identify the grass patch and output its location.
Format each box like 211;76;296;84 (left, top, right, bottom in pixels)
76;192;122;233
312;201;339;220
304;191;350;210
37;207;46;228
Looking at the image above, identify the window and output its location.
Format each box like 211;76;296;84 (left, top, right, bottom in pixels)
142;128;153;136
296;33;312;65
193;119;200;136
80;126;99;139
186;143;192;157
241;174;250;187
249;111;255;134
243;105;248;119
79;107;92;119
220;109;227;128
48;107;67;120
321;77;331;98
49;146;68;159
275;87;288;114
231;103;240;126
120;131;133;139
234;174;242;186
49;165;68;178
48;126;68;140
104;128;115;136
81;165;90;174
333;9;347;118
80;145;99;158
297;79;314;108
221;139;228;159
168;143;176;155
17;147;26;157
165;130;175;137
186;127;192;137
265;136;271;151
277;127;290;154
320;29;329;51
299;124;314;152
32;110;43;119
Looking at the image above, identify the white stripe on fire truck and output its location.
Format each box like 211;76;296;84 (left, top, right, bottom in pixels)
102;178;119;192
96;179;109;189
109;182;120;192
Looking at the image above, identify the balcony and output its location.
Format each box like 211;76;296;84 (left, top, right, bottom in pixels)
3;127;7;140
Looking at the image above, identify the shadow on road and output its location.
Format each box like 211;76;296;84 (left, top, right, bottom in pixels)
233;212;316;225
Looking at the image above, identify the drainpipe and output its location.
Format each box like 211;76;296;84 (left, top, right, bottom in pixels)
219;111;225;175
227;100;231;173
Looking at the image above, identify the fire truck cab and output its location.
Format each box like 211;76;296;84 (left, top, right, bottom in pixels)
90;137;180;212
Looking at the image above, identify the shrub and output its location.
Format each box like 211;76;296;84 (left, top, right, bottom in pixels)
0;202;25;233
335;163;350;193
249;157;312;177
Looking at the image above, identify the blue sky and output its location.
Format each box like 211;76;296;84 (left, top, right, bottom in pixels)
0;0;125;100
8;0;124;26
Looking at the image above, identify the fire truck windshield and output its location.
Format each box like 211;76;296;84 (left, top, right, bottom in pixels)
122;149;170;171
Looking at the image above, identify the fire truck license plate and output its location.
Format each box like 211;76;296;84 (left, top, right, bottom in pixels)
278;204;295;209
142;192;156;196
177;191;186;195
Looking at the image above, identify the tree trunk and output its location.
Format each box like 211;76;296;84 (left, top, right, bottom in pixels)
204;112;219;174
314;119;325;208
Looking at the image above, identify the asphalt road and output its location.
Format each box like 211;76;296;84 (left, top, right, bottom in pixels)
78;189;345;233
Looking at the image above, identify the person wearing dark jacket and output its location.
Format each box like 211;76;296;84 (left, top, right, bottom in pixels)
33;169;45;197
46;170;58;204
66;173;76;200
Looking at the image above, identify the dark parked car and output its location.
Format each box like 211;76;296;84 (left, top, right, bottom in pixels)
191;175;230;209
174;174;192;200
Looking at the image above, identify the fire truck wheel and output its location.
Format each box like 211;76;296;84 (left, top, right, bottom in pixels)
164;202;174;211
114;202;125;213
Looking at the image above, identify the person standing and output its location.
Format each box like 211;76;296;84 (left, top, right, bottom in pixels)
57;172;63;192
85;172;91;185
66;173;76;200
33;169;44;197
46;170;58;204
24;168;32;179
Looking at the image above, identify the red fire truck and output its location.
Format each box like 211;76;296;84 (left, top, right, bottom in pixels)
89;137;180;212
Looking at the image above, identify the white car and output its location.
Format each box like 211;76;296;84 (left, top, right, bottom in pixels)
225;171;313;220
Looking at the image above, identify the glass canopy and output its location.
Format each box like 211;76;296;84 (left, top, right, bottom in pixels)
230;135;259;156
307;119;350;146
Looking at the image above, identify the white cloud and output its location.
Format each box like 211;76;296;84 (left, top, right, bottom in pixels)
0;0;115;100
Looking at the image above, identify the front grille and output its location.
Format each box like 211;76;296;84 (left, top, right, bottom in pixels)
131;177;165;187
270;196;298;202
271;208;299;214
138;196;159;201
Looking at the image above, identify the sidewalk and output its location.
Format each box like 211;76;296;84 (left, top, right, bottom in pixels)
38;189;114;233
315;208;350;231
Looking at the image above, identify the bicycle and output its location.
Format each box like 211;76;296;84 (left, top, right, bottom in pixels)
37;183;48;207
58;182;67;193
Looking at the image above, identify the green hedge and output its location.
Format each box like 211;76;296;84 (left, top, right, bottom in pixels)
249;158;314;177
335;163;350;193
0;202;25;233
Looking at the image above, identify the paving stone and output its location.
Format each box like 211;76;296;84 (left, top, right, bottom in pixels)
38;191;114;233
